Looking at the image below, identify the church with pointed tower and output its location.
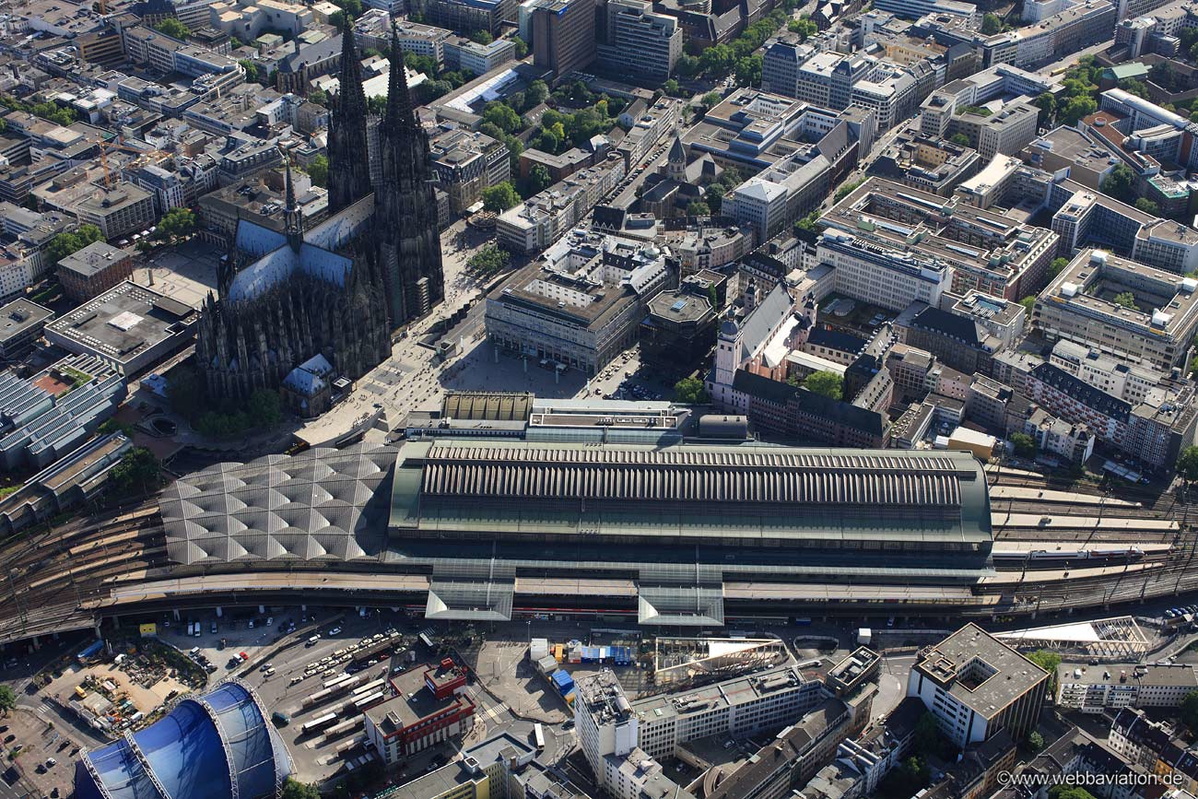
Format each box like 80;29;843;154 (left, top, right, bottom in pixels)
196;23;445;405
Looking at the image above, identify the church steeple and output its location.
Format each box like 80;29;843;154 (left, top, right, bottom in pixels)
667;135;687;181
283;151;304;254
327;20;373;211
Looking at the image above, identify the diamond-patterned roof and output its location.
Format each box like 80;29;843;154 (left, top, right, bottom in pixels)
161;444;393;565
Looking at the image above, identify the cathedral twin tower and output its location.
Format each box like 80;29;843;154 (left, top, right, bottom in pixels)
195;24;444;405
328;23;445;322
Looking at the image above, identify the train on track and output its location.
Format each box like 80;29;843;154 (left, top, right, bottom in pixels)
991;546;1149;565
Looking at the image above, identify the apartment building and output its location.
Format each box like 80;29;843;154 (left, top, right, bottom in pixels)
1058;664;1198;713
496;156;625;253
421;0;518;37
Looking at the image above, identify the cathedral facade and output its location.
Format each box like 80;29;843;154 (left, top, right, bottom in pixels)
196;25;444;404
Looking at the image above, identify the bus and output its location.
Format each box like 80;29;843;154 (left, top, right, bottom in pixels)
301;713;338;736
533;723;545;751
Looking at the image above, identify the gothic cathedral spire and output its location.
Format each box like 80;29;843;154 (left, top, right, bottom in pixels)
282;147;304;254
374;23;444;328
327;22;373;211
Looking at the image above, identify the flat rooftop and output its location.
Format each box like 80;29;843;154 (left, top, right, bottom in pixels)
631;664;808;723
57;241;133;279
44;280;197;365
913;623;1047;718
0;299;53;344
370;665;464;731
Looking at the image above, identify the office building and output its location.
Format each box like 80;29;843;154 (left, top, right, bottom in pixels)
819;178;1058;302
867;133;982;197
0;299;53;362
531;0;597;79
37;178;156;240
485;229;668;374
1033;249;1198;371
56;242;136;303
0;354;127;471
444;36;518;74
45;281;199;377
632;665;829;760
364;663;475;765
421;0;519;37
907;624;1049;749
575;671;693;799
596;0;683;79
1058;664;1198;713
429;127;511;214
391;21;451;66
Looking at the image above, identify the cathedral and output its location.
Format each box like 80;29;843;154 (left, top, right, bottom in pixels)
196;23;444;403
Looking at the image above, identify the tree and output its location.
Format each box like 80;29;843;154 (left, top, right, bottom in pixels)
950;133;970;147
46;224;104;266
734;54;762;87
699;44;736;77
466;243;510;276
1112;291;1136;309
469;29;493;44
1177;447;1198;483
1027;731;1045;752
662;79;682;97
366;95;387;116
1059;95;1097;126
157;207;196;240
154;17;190;39
1033;92;1057;127
1019;295;1036;317
328;9;346;28
674;376;709;404
307;155;329;188
687;200;711;216
1048;257;1070;279
1048;787;1097;799
1100;163;1137;204
414;79;452;105
835;179;863;202
0;685;14;716
1010;432;1037;458
675;53;700;78
167;365;204;421
482;182;520;212
1134;197;1160;216
1182;690;1198;733
1026;650;1062;692
527;163;552;195
109;447;162;496
526;80;548;108
281;779;321;799
238;59;259;83
980;12;1003;33
1117;78;1149;99
512;35;528;58
913;713;941;758
700;91;722;110
308;88;328;106
482;101;522;134
803;371;843;400
787;16;818;40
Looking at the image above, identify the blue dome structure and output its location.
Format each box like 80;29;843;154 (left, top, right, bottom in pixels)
74;680;291;799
